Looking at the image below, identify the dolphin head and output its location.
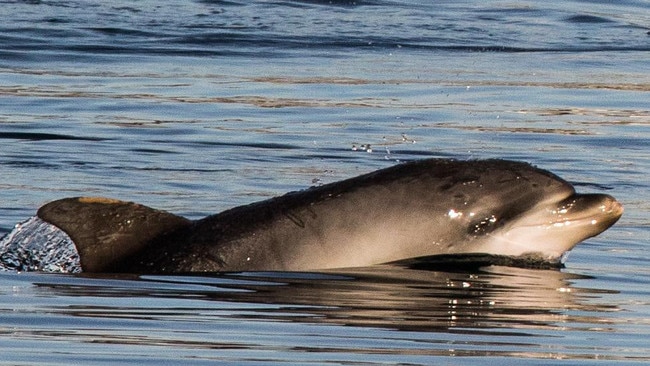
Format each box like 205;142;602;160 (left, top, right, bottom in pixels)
470;192;623;262
435;162;624;263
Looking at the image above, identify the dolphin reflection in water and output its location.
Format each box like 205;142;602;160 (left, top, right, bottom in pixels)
0;159;623;273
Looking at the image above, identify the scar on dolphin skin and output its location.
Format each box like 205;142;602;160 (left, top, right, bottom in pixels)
0;158;623;273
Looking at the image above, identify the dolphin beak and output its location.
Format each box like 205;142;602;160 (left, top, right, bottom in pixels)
556;194;623;233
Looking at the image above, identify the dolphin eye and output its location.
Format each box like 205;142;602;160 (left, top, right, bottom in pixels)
469;215;498;235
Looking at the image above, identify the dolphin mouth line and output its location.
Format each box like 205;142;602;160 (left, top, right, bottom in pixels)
519;195;624;230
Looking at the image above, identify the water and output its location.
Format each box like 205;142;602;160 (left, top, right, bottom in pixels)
0;216;81;273
1;0;649;364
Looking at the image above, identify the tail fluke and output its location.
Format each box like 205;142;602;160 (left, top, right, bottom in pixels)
37;197;191;272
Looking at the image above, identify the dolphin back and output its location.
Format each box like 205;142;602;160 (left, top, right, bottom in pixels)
37;197;191;272
15;159;622;274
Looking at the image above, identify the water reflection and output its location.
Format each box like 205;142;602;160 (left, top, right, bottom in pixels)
29;265;619;334
2;265;639;362
222;266;621;333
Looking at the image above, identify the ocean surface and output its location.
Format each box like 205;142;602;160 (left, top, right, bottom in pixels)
1;0;649;364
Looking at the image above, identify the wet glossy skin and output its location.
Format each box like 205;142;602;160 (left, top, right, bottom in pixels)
35;159;623;273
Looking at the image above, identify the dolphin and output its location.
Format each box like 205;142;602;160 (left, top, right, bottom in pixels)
0;159;623;273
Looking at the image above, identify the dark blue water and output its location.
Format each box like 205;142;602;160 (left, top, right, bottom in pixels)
1;0;649;364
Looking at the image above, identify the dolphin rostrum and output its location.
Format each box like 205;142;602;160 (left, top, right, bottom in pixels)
0;159;623;273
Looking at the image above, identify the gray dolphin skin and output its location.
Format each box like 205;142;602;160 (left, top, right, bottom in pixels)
6;159;623;273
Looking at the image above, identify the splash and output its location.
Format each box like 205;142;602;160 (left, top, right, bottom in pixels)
0;216;81;273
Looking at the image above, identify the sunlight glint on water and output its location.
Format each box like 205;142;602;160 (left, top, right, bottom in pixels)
0;0;649;364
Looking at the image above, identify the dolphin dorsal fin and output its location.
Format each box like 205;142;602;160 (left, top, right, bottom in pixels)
37;197;191;272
